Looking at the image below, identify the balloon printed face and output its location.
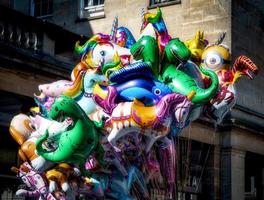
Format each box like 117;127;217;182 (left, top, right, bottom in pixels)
75;33;132;80
77;71;108;115
9;114;34;145
95;91;191;152
203;51;224;71
91;43;116;67
10;7;259;200
202;45;231;72
200;33;258;124
84;73;108;89
95;79;173;106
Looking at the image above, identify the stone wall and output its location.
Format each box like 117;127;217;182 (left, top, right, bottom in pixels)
48;0;231;46
232;0;264;115
0;67;62;97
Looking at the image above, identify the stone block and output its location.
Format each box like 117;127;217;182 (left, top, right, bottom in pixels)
42;33;55;56
203;4;228;21
190;0;214;7
183;9;203;24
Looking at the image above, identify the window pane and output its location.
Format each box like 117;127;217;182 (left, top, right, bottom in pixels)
150;0;179;6
34;0;53;17
34;0;41;16
84;0;104;7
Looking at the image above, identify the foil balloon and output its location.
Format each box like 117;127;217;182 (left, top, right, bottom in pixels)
156;137;176;198
45;163;80;199
177;61;205;124
9;7;259;200
201;33;258;124
74;70;108;116
160;39;219;105
184;30;208;64
75;33;131;78
88;166;149;200
9;114;54;171
11;162;57;199
130;36;160;78
94;90;192;152
93;78;172;106
115;26;136;48
34;61;87;115
35;95;104;172
141;7;171;54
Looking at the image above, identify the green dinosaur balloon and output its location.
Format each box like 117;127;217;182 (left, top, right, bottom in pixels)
131;36;218;104
36;95;104;170
163;38;191;64
160;38;219;104
162;65;218;104
130;35;159;78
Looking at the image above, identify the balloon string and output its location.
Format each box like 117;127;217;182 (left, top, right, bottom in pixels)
195;125;217;193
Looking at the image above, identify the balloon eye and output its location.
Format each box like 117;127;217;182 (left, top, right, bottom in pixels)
80;70;86;76
204;53;222;70
154;89;161;95
100;51;105;56
29;123;36;130
210;57;216;64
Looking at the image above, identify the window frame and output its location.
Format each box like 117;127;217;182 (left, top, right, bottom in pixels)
148;0;181;9
79;0;105;20
30;0;53;19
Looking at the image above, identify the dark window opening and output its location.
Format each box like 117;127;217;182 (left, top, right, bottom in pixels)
33;0;53;17
79;0;105;20
84;0;104;8
149;0;181;8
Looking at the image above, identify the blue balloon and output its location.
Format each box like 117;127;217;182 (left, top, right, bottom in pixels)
115;78;172;105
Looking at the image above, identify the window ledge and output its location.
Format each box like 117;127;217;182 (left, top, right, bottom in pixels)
75;14;105;23
148;0;181;9
36;14;53;19
84;4;104;11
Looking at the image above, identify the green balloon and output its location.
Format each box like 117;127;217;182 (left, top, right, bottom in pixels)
36;95;105;172
130;35;159;78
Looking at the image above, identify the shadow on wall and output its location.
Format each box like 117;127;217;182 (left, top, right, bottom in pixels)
231;0;264;115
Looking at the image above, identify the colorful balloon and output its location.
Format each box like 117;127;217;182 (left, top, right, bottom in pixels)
201;35;258;123
94;78;172;106
9;114;54;171
11;162;56;199
35;96;104;173
9;7;258;200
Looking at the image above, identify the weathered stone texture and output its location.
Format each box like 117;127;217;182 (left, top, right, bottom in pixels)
46;0;231;47
0;67;65;97
221;148;246;200
232;0;264;114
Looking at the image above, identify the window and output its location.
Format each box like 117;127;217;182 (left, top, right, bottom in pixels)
84;0;104;7
149;0;181;8
31;0;53;18
79;0;105;19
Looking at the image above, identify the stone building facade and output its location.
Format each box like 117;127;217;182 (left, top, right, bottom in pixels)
0;4;85;199
0;0;263;200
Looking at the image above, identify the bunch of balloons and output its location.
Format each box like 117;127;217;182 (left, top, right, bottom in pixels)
9;8;258;200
